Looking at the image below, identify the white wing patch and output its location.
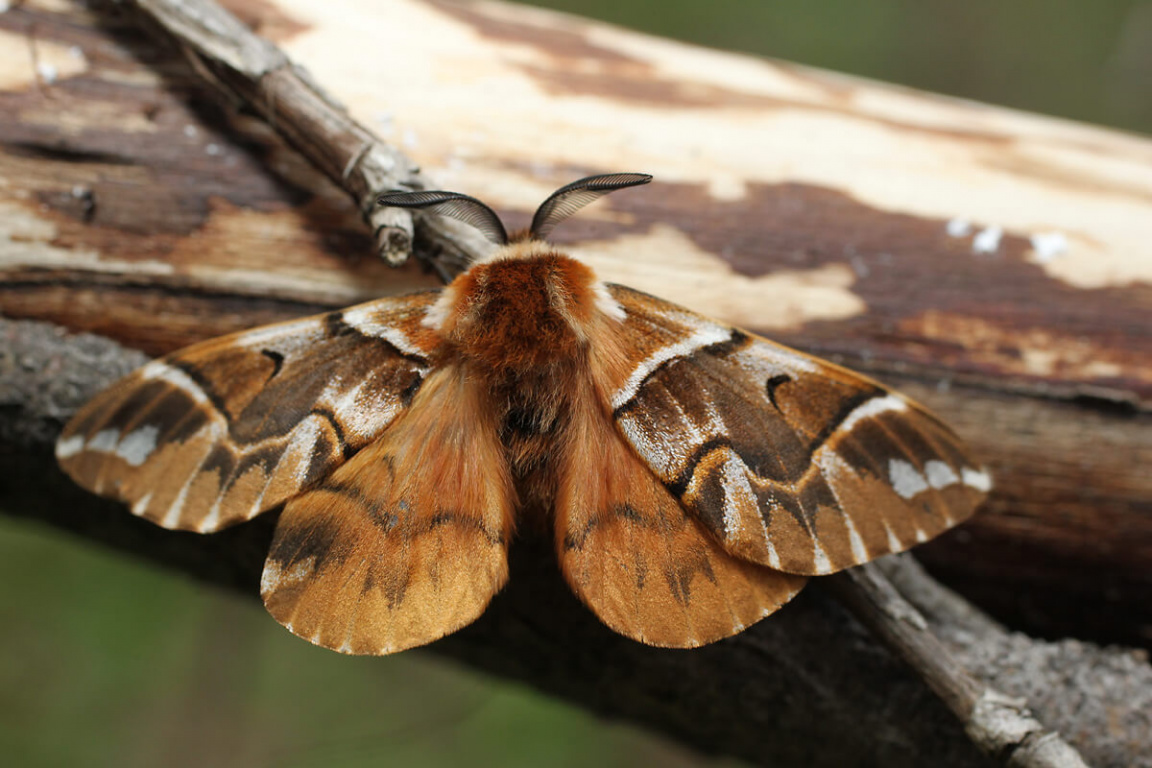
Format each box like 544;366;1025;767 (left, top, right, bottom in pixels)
611;320;731;410
841;394;908;433
142;361;210;404
87;429;120;454
890;457;991;500
889;459;930;500
841;513;870;563
719;450;757;540
962;467;993;492
343;304;427;357
592;281;626;322
924;460;960;489
115;425;160;467
55;434;85;460
322;377;409;442
60;425;162;468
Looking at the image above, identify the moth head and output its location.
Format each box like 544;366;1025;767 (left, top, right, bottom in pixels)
376;172;652;253
378;174;649;368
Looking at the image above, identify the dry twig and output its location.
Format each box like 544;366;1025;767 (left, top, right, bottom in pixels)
828;562;1091;767
3;0;1144;765
127;0;491;275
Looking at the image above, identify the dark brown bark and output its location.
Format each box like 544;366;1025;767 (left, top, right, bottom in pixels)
1;0;1150;765
2;0;1147;649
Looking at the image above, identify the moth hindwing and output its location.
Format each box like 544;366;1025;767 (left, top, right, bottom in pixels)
58;173;989;654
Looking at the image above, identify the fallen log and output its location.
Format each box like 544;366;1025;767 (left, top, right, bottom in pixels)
1;0;1150;765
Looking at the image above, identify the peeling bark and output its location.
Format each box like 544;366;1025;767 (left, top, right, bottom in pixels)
2;0;1151;765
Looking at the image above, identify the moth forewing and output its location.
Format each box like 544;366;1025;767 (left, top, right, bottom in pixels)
600;285;990;577
56;294;440;533
57;172;988;654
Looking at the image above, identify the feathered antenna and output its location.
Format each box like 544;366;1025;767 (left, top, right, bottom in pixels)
376;190;508;246
530;173;652;241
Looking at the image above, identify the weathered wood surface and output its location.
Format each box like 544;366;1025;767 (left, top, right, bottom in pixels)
7;314;1149;768
2;0;1151;765
2;0;1148;648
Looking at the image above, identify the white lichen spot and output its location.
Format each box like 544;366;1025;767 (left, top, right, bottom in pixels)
37;62;58;84
914;528;928;543
889;459;929;500
945;218;972;238
205;143;221;156
972;226;1003;254
1029;232;1068;264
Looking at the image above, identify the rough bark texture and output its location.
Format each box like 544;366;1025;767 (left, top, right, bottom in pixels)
4;315;1150;767
3;0;1147;648
2;0;1151;765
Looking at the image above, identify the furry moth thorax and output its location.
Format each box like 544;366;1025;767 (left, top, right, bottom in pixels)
425;241;622;373
57;172;990;655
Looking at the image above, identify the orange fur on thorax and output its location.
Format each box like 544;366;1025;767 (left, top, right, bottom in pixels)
436;247;611;528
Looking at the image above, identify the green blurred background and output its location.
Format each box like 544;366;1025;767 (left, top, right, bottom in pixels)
3;1;1150;767
524;0;1152;135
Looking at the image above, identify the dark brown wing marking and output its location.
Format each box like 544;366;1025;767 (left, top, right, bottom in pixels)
261;364;514;654
598;285;990;576
56;292;441;532
556;376;805;648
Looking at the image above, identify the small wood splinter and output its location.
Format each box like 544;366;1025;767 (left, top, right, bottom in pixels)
57;173;989;655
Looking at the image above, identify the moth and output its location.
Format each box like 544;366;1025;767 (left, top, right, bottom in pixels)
57;173;990;654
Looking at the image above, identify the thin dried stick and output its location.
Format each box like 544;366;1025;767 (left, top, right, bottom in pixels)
827;561;1091;768
126;0;491;273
